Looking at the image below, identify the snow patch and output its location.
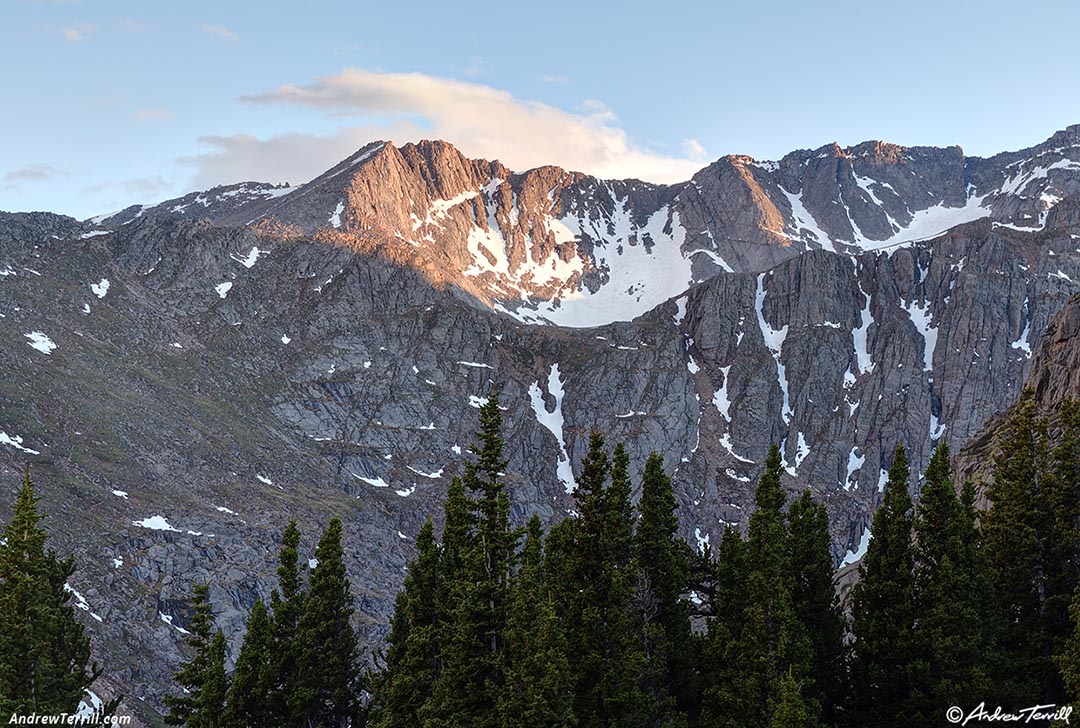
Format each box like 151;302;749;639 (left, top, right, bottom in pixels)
841;526;873;566
406;466;443;479
329;200;345;229
160;612;191;635
231;246;264;268
215;282;233;299
90;278;109;298
713;365;732;422
456;360;493;369
24;331;57;355
755;274;792;423
905;297;937;372
133;515;179;532
508;202;693;328
780;186;834;252
720;432;753;463
0;431;40;455
844;447;865;490
528;363;576;493
353;473;389;488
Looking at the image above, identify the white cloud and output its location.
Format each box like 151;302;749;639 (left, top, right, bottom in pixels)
199;69;704;188
199;23;238;41
60;22;93;42
682;138;708;160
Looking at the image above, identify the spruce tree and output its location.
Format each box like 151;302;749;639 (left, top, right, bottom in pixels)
223;599;272;728
268;520;305;721
908;443;992;722
700;527;748;728
1055;585;1080;712
849;444;917;728
291;517;360;727
769;669;822;728
422;394;515;728
497;516;574;728
786;489;847;725
372;520;441;728
564;433;649;728
982;397;1053;704
1048;400;1080;702
164;583;229;727
633;452;696;722
0;468;109;716
733;444;814;727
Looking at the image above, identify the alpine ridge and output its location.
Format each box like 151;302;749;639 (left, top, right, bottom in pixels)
2;126;1080;721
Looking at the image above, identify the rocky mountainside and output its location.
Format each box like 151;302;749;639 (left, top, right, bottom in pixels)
957;289;1080;486
2;126;1080;722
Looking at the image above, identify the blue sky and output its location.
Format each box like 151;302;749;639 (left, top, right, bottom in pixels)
4;0;1080;219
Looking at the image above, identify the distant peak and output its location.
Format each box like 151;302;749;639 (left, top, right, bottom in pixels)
845;140;907;164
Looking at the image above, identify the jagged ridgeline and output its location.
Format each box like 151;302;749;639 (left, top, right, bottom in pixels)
3;126;1080;719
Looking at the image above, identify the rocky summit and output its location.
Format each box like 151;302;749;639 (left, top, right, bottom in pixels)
2;125;1080;722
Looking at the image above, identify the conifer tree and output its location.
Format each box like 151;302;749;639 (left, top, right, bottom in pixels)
908;443;992;721
769;669;822;728
1047;399;1080;702
268;520;305;721
982;397;1053;704
423;394;515;728
700;527;749;728
633;452;696;721
224;599;272;728
786;489;847;725
564;433;649;728
164;583;229;727
291;518;360;727
372;520;441;728
1055;585;1080;712
497;516;574;728
733;444;814;727
850;444;917;728
0;468;110;716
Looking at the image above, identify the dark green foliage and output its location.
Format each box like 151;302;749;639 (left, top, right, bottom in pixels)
908;443;992;721
224;599;272;728
164;583;229;727
497;516;575;728
634;452;696;722
769;669;822;728
422;394;516;728
982;397;1050;704
292;518;361;727
355;397;1080;727
1056;586;1080;711
372;520;441;728
268;520;304;720
786;490;846;726
563;433;652;727
0;468;109;716
849;444;917;728
737;444;815;727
